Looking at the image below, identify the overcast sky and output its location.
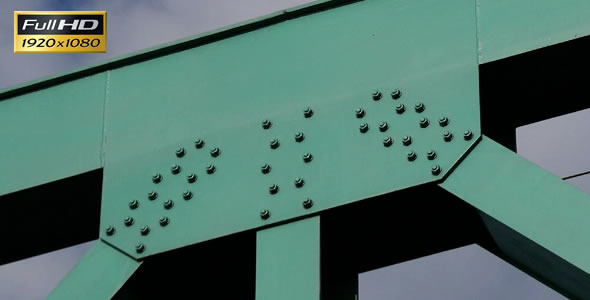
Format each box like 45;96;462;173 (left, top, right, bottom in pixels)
0;0;583;299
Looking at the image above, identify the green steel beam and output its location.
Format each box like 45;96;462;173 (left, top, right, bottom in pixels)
440;137;590;298
47;240;141;300
478;0;590;63
0;73;106;196
256;217;320;300
99;0;480;258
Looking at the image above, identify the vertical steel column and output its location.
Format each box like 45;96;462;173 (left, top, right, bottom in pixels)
47;240;141;300
256;216;320;300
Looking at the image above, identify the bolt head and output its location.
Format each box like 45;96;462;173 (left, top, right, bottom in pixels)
206;164;216;174
261;164;271;174
262;120;272;129
303;107;314;118
372;90;382;100
129;200;139;209
195;139;205;149
294;177;305;188
210;147;221;157
359;123;369;133
443;131;453;142
303;153;313;163
260;209;270;220
136;243;145;253
124;217;134;227
395;104;405;114
187;173;197;183
407;151;417;161
171;164;181;174
148;191;158;200
379;121;389;132
183;190;193;200
427;150;437;160
140;226;150;236
295;132;305;143
152;173;162;184
269;184;279;195
270;139;280;149
464;130;474;140
175;147;185;158
419;118;430;128
303;198;314;209
402;136;412;146
431;165;442;175
439;117;449;127
355;108;365;118
383;137;393;147
159;217;169;226
163;200;174;209
105;226;115;236
415;102;425;113
391;89;402;99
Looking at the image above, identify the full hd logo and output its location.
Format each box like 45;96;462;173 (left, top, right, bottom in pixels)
14;11;107;53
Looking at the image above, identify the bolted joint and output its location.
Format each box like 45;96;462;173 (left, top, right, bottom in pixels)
159;217;170;227
183;190;193;200
383;137;393;147
261;164;271;174
269;184;279;195
171;164;181;175
294;177;305;188
355;108;365;118
438;117;449;127
407;151;417;161
443;131;453;142
206;164;216;174
105;226;115;236
262;120;272;129
124;217;134;227
303;153;313;163
464;130;474;141
391;89;402;99
148;191;158;201
402;136;412;146
175;147;185;158
427;150;437;160
129;200;139;209
414;102;425;113
295;132;305;143
260;209;270;220
210;147;221;158
140;225;150;236
152;173;162;184
303;198;314;209
163;200;174;209
303;107;314;118
431;165;442;175
379;121;389;132
419;118;430;128
270;139;280;149
195;139;205;149
187;173;197;183
372;90;382;100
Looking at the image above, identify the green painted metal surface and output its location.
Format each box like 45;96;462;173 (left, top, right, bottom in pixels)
0;73;106;196
256;216;320;300
478;0;590;63
441;137;590;298
47;240;141;300
99;0;480;258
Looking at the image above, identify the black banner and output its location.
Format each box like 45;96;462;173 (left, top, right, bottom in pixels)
17;15;103;35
